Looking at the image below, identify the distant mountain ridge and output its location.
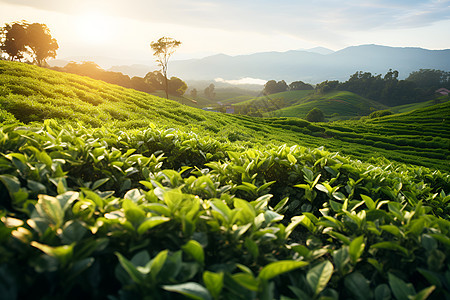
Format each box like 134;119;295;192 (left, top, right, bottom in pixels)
167;45;450;83
50;45;450;84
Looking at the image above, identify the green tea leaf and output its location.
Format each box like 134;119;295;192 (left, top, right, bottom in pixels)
349;236;365;264
0;174;21;198
150;250;168;281
182;240;205;265
203;271;224;299
259;260;308;281
35;194;64;227
232;273;259;291
273;197;289;213
374;284;391;300
306;261;333;296
233;198;256;224
31;241;74;267
91;178;110;190
332;246;350;275
388;273;415;300
412;285;436;300
163;282;212;300
344;271;373;300
115;252;144;284
371;242;409;256
287;153;297;165
137;216;170;235
380;225;402;238
361;194;375;210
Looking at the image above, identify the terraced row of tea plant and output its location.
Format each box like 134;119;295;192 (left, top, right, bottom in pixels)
0;60;448;172
321;101;450;170
263;91;388;120
0;120;448;299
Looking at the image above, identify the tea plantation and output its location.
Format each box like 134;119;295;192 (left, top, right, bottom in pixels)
0;61;449;299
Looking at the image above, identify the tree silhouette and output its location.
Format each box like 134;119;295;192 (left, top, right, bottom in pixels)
306;107;325;122
26;23;58;66
263;80;288;95
0;21;28;61
144;70;165;91
168;77;187;96
150;37;181;99
204;83;215;99
0;21;58;66
190;88;198;99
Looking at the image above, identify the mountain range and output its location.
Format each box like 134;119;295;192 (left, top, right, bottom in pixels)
50;45;450;84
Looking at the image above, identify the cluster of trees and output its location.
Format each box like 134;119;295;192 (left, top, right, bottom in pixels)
263;80;313;95
1;21;189;100
0;21;58;66
234;97;286;117
53;61;187;96
144;70;187;96
316;69;450;106
204;84;216;99
406;69;450;91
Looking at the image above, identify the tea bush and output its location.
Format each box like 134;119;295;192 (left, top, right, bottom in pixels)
0;120;448;299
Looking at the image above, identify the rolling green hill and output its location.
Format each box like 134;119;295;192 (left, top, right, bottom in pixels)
0;60;449;172
0;60;449;299
236;90;313;107
390;95;450;114
266;91;388;120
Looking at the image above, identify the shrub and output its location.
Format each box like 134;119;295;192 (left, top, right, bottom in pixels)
369;109;393;119
306;107;325;122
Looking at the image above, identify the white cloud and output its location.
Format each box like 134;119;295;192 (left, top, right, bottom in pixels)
215;77;266;85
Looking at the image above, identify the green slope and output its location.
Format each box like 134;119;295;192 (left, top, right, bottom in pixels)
236;90;313;107
390;95;450;113
267;91;388;120
0;60;449;171
0;61;449;299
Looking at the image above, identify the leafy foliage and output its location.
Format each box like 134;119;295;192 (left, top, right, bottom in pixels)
305;107;325;122
0;119;448;299
0;21;58;66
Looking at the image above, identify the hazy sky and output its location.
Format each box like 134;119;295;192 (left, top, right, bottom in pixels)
1;0;449;67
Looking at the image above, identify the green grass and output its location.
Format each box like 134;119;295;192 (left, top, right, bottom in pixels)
266;91;388;120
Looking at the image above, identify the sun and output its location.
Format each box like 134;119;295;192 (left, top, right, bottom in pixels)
76;12;114;45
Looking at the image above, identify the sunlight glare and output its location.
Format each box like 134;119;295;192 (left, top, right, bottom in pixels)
76;12;114;45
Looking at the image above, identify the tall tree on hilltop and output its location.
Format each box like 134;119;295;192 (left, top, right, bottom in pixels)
150;37;181;99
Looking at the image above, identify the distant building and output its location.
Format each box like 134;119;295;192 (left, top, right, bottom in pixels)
435;88;450;96
202;104;234;113
202;107;219;112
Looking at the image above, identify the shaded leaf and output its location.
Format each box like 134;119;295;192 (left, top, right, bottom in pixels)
163;282;212;300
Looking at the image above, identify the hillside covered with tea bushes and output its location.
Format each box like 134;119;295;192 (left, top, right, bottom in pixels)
0;61;449;172
0;120;449;299
0;61;449;299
